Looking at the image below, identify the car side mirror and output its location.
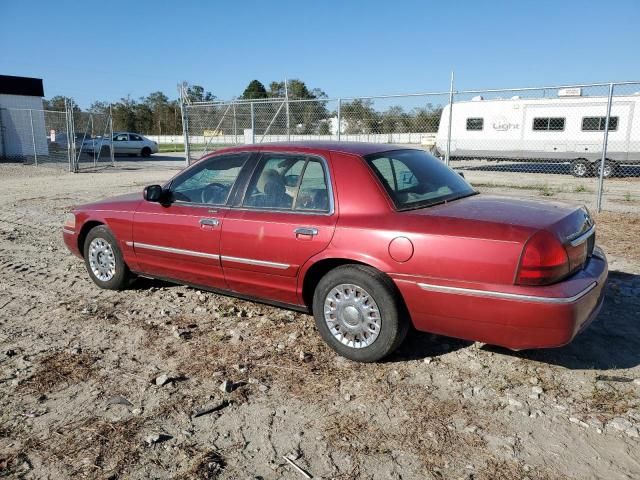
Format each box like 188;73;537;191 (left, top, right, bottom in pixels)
143;184;165;202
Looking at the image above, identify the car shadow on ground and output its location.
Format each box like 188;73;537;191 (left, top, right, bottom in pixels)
129;271;639;371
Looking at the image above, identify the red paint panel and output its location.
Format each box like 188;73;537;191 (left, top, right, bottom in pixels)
132;201;227;289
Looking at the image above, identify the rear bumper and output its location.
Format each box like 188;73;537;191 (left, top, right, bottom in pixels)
393;250;608;350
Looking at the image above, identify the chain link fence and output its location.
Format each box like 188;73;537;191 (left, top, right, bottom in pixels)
0;107;71;168
0;103;114;172
182;80;640;212
73;111;114;172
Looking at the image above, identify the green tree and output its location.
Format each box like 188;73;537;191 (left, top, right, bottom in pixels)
340;99;380;134
43;95;80;112
381;106;412;134
143;91;172;134
88;101;110;115
263;79;329;134
240;80;268;99
111;96;137;132
412;104;443;132
186;85;215;103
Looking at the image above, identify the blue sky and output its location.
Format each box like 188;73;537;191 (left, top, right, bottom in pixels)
1;0;639;108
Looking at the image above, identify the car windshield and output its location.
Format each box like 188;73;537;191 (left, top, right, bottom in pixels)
364;149;476;210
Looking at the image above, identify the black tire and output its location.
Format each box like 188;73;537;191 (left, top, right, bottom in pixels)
83;225;130;290
100;145;110;157
312;265;409;362
595;159;617;178
570;159;591;178
141;147;152;158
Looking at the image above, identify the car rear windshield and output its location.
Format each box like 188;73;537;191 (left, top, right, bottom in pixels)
364;149;476;210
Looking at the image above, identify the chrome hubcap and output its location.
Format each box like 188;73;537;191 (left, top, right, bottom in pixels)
598;163;611;177
88;238;116;282
324;284;381;349
574;163;587;176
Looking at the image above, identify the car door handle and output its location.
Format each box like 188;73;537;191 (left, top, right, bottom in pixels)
295;227;318;236
200;218;220;226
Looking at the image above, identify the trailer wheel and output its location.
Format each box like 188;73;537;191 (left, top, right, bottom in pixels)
570;159;591;178
596;159;617;179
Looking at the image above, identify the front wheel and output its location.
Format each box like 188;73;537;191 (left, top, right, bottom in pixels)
141;147;151;158
312;265;409;362
83;225;130;290
570;159;591;178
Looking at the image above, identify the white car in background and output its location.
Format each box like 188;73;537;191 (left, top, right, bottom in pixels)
84;132;159;157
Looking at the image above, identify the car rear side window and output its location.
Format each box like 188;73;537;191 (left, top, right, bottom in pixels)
170;152;250;205
365;149;475;210
294;160;330;212
243;153;331;212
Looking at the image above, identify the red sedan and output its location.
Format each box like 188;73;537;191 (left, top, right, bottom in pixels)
62;142;607;362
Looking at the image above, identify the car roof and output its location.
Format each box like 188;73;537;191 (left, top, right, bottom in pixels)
211;141;421;157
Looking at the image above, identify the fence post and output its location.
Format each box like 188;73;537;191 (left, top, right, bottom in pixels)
596;83;614;212
444;71;455;166
233;101;237;144
64;99;72;172
250;102;255;144
337;98;342;141
179;93;190;167
29;109;38;166
284;79;290;141
70;101;77;172
109;104;115;166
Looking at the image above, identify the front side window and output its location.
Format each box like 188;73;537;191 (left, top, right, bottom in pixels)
243;153;331;212
130;134;143;141
533;117;565;131
365;149;476;210
582;116;618;131
466;118;483;131
170;152;250;205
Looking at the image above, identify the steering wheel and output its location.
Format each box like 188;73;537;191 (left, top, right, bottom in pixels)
200;183;228;204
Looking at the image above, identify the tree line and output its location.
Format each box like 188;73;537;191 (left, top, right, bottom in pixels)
43;79;442;136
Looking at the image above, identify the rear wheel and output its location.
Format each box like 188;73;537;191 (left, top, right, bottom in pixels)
141;147;152;158
570;159;591;178
312;265;409;362
596;159;617;178
83;226;130;290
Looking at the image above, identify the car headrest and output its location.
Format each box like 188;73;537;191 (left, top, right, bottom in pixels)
257;169;280;193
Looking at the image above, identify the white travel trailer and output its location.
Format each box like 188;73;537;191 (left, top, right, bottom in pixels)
435;89;640;177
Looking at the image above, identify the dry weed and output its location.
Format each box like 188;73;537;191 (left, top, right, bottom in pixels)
19;351;98;394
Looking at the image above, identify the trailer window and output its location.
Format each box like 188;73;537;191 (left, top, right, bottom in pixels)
466;118;483;131
582;116;618;131
532;117;565;131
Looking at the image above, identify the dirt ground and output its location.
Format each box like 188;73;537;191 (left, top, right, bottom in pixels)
1;162;639;480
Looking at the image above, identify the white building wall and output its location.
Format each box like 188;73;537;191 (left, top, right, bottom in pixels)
0;94;47;158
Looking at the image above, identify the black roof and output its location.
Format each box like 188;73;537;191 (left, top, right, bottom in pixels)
0;75;44;97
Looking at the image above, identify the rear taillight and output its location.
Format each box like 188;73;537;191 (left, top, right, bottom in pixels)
516;230;570;286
